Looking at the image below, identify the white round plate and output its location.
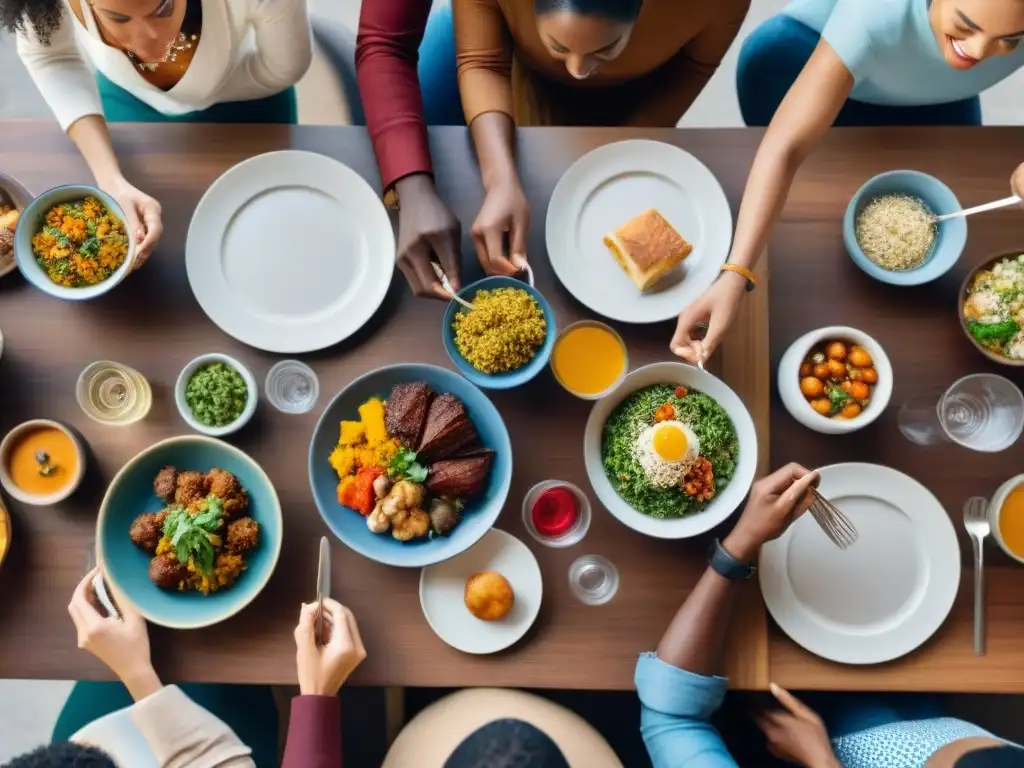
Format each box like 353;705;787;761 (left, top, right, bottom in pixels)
760;463;960;665
545;140;732;324
419;529;542;655
583;362;757;539
186;151;394;353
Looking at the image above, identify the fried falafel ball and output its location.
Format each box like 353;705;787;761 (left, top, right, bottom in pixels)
174;470;209;507
225;517;260;553
153;466;178;503
207;468;249;516
149;553;189;590
129;509;169;554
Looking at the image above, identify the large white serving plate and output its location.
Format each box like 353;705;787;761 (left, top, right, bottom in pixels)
760;463;961;665
583;362;757;539
545;140;732;324
187;150;394;353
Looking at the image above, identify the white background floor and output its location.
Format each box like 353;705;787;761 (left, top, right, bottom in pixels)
3;0;1024;760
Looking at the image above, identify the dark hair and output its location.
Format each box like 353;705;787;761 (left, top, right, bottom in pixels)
534;0;642;22
0;0;63;42
444;719;570;768
1;743;117;768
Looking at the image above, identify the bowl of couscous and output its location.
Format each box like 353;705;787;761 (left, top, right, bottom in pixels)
15;184;135;301
442;276;556;390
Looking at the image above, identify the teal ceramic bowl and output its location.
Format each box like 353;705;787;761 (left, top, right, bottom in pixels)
97;436;282;629
15;184;135;300
442;276;556;389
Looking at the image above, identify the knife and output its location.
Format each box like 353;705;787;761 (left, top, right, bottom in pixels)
316;536;330;645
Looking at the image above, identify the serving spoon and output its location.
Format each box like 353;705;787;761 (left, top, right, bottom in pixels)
431;262;475;311
933;194;1021;223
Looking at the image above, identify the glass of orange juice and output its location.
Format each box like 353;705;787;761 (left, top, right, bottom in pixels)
551;320;628;400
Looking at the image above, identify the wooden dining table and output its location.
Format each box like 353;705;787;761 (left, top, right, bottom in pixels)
0;122;1022;694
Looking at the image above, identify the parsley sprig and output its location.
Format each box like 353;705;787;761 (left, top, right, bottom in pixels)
162;495;224;575
388;447;428;483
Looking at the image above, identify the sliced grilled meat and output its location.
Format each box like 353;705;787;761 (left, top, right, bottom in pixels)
426;454;493;499
385;382;433;447
418;393;478;463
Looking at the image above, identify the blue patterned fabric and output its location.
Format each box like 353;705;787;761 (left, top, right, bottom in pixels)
833;718;1011;768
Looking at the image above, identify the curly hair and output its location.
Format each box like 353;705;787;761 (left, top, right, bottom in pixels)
0;0;64;42
1;743;117;768
534;0;643;22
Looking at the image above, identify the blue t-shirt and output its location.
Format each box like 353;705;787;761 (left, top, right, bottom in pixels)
783;0;1024;106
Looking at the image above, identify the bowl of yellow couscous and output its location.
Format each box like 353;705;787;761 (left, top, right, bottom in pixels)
15;184;135;301
442;275;556;390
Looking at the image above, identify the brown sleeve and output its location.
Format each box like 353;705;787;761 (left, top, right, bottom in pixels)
625;0;750;128
453;0;514;125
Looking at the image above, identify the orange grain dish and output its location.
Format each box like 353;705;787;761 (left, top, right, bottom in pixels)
603;209;692;291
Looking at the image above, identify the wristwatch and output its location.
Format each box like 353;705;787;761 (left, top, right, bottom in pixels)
709;538;755;580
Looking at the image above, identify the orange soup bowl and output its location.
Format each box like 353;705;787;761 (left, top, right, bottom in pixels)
989;474;1024;565
0;420;86;506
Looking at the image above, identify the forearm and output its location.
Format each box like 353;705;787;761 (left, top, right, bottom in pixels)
67;116;124;187
656;531;758;676
470;112;517;190
282;695;342;768
122;664;163;702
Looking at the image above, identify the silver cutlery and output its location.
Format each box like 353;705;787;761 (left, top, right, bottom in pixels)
933;194;1021;223
84;541;120;620
430;262;475;311
808;487;858;550
963;496;990;656
315;536;331;646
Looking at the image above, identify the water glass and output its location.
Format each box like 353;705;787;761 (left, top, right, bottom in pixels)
898;373;1024;452
76;361;152;425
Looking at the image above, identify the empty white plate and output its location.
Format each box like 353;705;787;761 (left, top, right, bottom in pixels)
760;463;960;665
187;151;394;353
420;529;542;655
545;140;732;324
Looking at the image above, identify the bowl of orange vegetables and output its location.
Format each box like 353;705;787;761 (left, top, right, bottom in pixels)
778;326;893;435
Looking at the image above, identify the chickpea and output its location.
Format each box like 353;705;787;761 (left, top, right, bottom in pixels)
840;402;862;419
826;341;847;361
827;359;847;379
810;398;833;416
800;376;825;398
840;380;853;393
800;362;813;377
813;363;831;380
860;367;878;385
848;346;873;368
849;381;871;401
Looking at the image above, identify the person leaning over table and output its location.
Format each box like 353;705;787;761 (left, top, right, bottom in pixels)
0;568;364;767
453;0;750;277
5;0;313;268
355;0;464;300
638;464;1024;768
670;0;1024;366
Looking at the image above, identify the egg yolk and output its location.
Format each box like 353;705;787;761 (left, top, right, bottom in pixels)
653;425;688;462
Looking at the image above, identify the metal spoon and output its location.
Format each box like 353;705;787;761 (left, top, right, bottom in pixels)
933;195;1021;223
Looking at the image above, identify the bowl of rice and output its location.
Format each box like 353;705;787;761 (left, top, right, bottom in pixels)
442;275;556;390
843;170;966;286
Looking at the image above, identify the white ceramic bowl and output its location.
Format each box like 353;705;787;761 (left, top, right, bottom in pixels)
0;419;86;505
778;326;893;435
583;362;758;539
0;171;32;279
175;353;258;437
988;474;1024;565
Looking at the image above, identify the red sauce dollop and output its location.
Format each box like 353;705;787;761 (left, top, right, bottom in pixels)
531;486;579;537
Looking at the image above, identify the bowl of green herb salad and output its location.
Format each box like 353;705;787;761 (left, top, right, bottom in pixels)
583;362;756;539
175;354;257;437
961;252;1024;367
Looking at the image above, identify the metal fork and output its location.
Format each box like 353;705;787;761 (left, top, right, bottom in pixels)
808;487;858;550
963;496;990;656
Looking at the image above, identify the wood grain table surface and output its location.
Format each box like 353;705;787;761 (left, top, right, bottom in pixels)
0;123;769;690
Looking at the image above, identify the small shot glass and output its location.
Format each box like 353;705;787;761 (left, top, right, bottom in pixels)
522;480;591;548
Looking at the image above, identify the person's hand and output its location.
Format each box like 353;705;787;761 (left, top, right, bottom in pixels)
671;272;747;365
68;567;160;700
1012;163;1024;203
394;174;462;299
295;598;366;696
723;464;819;563
99;175;162;269
471;176;530;277
755;683;839;768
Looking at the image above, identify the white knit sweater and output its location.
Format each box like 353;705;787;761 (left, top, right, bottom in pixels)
16;0;313;130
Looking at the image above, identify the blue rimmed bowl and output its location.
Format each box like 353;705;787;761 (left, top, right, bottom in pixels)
843;170;966;286
442;275;556;389
309;363;512;568
97;436;282;629
15;184;136;300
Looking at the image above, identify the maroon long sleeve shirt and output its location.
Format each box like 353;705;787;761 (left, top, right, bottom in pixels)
281;695;342;768
355;0;435;192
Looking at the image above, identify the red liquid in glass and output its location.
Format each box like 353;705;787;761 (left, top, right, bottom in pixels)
531;486;579;537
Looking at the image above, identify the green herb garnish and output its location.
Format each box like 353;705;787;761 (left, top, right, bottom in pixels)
162;495;224;575
388;447;428;483
827;386;852;415
967;319;1020;348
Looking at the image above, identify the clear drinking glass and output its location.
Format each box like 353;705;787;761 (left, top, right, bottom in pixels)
265;360;319;414
76;361;153;425
568;555;619;605
898;373;1024;452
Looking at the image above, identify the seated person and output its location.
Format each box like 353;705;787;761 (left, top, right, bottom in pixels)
638;464;1024;768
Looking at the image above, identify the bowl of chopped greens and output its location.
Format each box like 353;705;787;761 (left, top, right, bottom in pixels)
175;354;257;437
583;362;756;539
960;252;1024;367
